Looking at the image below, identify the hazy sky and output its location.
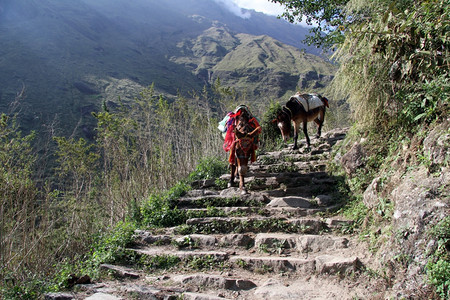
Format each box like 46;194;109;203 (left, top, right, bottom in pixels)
231;0;285;16
214;0;285;19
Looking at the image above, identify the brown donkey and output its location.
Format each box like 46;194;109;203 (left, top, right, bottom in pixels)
273;93;329;150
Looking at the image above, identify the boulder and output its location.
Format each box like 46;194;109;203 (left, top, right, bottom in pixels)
340;142;366;176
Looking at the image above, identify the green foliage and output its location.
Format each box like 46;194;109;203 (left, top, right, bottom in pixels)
139;182;191;227
141;255;181;270
266;163;299;173
271;0;349;49
214;178;229;190
186;255;222;270
53;136;99;198
260;100;284;150
332;0;448;134
427;259;450;299
400;74;449;127
426;217;450;298
188;157;227;182
340;195;370;231
90;222;137;265
48;222;137;293
0;275;46;300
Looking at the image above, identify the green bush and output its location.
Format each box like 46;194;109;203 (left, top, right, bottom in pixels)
188;157;227;182
141;255;181;270
260;101;284;150
139;182;191;227
90;221;137;265
427;259;450;299
426;216;450;298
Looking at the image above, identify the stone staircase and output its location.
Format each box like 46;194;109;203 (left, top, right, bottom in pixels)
53;128;380;300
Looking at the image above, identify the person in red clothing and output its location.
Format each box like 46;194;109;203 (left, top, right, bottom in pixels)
220;105;261;192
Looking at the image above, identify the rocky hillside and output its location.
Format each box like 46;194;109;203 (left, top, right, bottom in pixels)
45;128;391;300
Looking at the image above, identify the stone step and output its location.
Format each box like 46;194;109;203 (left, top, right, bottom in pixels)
99;264;140;279
134;231;352;256
132;248;230;261
183;292;231;300
181;206;311;218
184;217;325;234
255;233;350;254
135;232;254;248
173;273;257;291
230;254;361;275
250;158;328;171
262;185;336;198
176;193;269;209
128;243;361;276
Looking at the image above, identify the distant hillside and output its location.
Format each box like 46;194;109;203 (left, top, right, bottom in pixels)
0;0;334;138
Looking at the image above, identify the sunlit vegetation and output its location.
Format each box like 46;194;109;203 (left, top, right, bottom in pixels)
0;83;234;298
276;0;448;297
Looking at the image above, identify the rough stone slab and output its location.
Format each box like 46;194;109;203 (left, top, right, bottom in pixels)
186;216;283;226
84;293;122;300
254;277;355;300
118;284;160;299
176;234;217;247
325;218;354;229
185;189;220;197
267;196;313;208
44;293;74;300
297;235;349;253
173;273;256;290
182;292;230;300
99;264;140;279
254;233;297;249
315;255;360;274
230;256;315;273
266;207;309;217
135;231;172;245
219;234;254;247
314;194;333;206
288;219;325;233
132;248;229;261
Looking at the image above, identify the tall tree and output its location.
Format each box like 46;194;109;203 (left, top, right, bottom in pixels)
271;0;349;48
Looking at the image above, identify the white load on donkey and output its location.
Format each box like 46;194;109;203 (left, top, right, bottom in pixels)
218;105;261;193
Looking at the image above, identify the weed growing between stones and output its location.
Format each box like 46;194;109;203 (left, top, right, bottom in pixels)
185;255;227;271
141;255;182;271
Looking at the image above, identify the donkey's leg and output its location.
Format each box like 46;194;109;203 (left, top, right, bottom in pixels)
302;121;310;148
228;164;236;188
292;122;299;150
237;160;249;194
314;108;325;138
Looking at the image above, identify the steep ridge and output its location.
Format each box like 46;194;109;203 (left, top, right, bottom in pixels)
52;128;382;300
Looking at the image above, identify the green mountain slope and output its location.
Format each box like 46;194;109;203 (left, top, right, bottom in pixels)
0;0;336;138
171;25;336;105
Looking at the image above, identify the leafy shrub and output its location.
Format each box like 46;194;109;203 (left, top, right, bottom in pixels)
141;255;181;270
188;157;227;182
90;221;137;265
426;216;450;298
0;276;45;300
427;259;450;299
260;101;284;150
139;182;191;227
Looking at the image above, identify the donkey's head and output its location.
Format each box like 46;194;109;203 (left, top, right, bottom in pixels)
272;107;292;142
